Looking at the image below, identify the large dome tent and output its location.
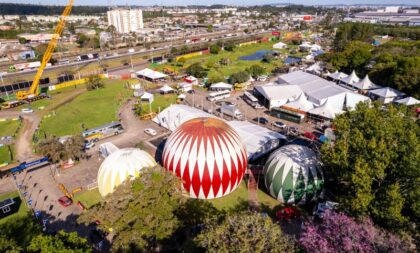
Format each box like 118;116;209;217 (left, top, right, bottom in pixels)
97;148;156;197
264;145;323;205
162;117;247;199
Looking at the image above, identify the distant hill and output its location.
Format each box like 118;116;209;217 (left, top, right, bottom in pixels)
0;3;108;15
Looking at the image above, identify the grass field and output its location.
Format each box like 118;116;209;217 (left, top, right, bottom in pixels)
0;119;21;137
141;93;178;114
73;188;103;209
0;145;15;164
0;191;29;226
157;41;288;78
39;79;134;137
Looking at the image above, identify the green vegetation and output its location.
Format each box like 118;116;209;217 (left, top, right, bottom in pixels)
73;188;102;209
322;23;420;97
0;191;28;226
158;41;285;79
0;145;15;163
37;136;86;163
39;79;133;137
0;120;21;137
321;102;420;233
140;93;178;114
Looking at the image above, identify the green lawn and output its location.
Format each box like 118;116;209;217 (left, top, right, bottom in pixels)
0;145;15;164
39;79;134;137
73;188;102;209
157;41;289;78
0;191;29;225
141;93;178;114
0;119;21;137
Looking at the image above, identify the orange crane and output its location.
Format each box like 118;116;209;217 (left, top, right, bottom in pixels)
2;0;74;108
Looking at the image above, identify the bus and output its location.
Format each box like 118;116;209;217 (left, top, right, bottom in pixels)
207;90;231;102
82;122;124;143
243;91;259;107
77;53;99;62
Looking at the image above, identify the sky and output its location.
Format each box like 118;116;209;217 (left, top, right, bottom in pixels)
2;0;419;6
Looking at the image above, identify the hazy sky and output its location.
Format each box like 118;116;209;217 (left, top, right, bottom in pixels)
2;0;418;6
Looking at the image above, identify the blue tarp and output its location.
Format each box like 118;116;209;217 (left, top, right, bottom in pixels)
284;56;302;65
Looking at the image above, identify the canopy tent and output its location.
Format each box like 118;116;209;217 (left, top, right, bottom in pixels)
345;92;371;110
254;84;303;109
140;92;154;103
306;62;323;74
369;87;405;104
328;71;348;81
395;96;420;106
340;70;360;85
136;68;167;81
160;85;176;94
273;42;287;49
283;93;314;112
209;82;233;91
308;99;343;119
183;76;198;84
177;94;186;99
351;75;381;90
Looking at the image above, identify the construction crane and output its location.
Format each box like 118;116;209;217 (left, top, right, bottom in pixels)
4;0;74;107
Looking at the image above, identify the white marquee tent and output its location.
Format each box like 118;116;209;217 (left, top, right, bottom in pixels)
273;42;287;49
351;75;381;90
341;70;360;85
328;71;348;81
395;96;420;106
308;99;343;119
283;93;314;112
136;68;167;81
254;84;303;109
209;82;233;91
369;87;405;104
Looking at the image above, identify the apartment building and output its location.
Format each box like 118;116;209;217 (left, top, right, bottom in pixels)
107;9;144;34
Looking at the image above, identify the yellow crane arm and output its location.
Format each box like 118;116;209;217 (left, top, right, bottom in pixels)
16;0;74;100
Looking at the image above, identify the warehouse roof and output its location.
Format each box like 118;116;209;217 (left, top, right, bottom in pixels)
136;68;167;80
254;84;302;101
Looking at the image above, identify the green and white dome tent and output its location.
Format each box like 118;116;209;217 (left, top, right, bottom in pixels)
264;145;324;205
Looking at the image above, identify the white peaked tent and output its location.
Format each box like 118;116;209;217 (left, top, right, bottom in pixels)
395;97;420;106
141;92;154;103
341;70;360;85
352;75;381;90
328;71;348;81
160;85;175;94
283;93;314;112
306;62;322;74
309;99;343;119
345;92;370;110
273;42;287;49
370;87;405;104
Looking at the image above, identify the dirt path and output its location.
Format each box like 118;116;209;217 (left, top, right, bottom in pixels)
248;169;260;211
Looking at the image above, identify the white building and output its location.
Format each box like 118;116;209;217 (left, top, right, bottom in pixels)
107;9;144;34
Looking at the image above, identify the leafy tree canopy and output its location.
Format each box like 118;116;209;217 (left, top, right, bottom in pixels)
209;44;221;54
229;71;250;84
247;64;265;78
320;102;420;232
186;63;207;78
78;166;184;252
195;211;296;253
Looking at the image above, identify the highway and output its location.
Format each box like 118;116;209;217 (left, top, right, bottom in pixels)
0;31;269;87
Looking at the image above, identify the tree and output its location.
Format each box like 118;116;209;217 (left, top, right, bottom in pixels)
18;37;27;44
68;23;76;34
219;57;230;66
170;47;177;54
224;43;235;52
86;74;104;91
209;44;221;54
78;166;185;252
207;70;225;84
28;231;91;253
177;57;186;66
76;34;88;48
186;63;206;78
248;64;265;78
299;210;410;253
207;25;213;33
244;28;249;34
195;211;296;253
320;102;420;231
230;71;250;84
37;136;86;163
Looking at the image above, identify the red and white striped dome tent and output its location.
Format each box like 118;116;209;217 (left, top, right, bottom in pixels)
162;117;247;199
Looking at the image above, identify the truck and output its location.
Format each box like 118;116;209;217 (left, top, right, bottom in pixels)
221;104;243;120
10;61;51;72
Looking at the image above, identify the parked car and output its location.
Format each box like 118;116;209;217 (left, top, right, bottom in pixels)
84;141;95;150
254;103;265;109
254;117;268;125
272;121;287;130
304;131;317;140
288;126;299;136
144;128;157;136
21;108;33;113
58;196;72;207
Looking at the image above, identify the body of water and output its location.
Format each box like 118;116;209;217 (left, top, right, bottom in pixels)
239;50;277;61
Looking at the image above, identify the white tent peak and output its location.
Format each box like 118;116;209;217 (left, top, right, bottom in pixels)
395;96;420;106
352;74;380;90
309;99;343;119
370;87;404;98
328;71;348;80
284;92;314;112
341;70;360;84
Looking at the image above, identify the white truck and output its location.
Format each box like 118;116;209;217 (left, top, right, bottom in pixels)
221;104;243;120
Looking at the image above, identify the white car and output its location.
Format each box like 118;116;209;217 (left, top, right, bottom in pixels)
84;142;95;150
144;128;157;136
21;108;33;113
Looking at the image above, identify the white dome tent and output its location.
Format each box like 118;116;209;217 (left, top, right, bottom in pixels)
97;148;156;197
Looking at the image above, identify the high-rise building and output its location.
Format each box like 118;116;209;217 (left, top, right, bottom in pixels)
107;9;144;34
